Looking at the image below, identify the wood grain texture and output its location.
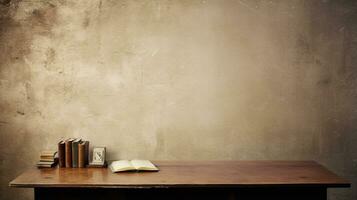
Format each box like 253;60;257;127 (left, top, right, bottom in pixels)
9;161;350;188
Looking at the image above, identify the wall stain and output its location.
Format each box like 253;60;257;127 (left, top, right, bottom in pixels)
16;110;25;115
30;4;58;35
44;48;56;70
0;1;58;77
317;78;332;86
0;0;30;83
294;34;314;65
83;15;90;28
0;0;11;6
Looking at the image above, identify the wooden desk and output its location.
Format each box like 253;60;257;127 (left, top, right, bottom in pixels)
9;161;350;200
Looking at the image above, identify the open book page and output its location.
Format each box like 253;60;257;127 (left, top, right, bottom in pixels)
131;160;159;171
110;160;136;172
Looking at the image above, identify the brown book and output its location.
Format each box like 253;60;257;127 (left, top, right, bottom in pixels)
40;155;56;160
78;141;85;168
40;158;56;162
36;158;58;168
78;141;89;168
85;141;89;166
37;162;57;168
58;140;66;168
65;138;74;168
40;150;57;156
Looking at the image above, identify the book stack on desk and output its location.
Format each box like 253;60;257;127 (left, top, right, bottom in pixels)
37;150;58;168
58;138;89;168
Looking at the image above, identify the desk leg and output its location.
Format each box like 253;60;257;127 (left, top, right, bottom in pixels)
34;188;39;200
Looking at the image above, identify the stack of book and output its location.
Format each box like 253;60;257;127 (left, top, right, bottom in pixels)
37;150;58;168
58;138;89;168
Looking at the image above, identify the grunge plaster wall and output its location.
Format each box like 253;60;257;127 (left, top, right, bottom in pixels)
0;0;356;199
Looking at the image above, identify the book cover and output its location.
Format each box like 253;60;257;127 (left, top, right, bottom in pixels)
85;141;89;166
65;138;74;168
40;150;57;157
72;138;81;168
37;158;58;168
78;141;89;168
40;158;56;162
37;162;57;168
78;141;85;168
58;140;66;168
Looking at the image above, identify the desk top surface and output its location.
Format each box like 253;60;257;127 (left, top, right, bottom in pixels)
9;161;350;188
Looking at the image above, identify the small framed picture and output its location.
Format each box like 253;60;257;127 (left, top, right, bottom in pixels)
90;147;106;165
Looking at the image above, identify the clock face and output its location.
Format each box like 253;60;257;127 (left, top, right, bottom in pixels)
94;152;103;161
92;148;105;164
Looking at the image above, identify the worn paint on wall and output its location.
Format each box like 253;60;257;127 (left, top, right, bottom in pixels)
0;0;357;199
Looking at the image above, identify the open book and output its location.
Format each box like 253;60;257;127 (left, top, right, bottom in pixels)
109;160;159;172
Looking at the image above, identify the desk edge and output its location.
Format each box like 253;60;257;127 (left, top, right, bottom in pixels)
9;182;351;189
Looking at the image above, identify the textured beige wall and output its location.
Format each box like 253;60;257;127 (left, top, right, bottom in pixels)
0;0;356;199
